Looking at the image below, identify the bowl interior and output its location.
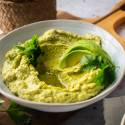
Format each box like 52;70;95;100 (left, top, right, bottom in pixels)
0;20;125;105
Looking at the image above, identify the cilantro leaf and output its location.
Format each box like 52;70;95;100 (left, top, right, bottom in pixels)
7;102;32;125
80;54;96;66
81;55;115;86
16;35;41;66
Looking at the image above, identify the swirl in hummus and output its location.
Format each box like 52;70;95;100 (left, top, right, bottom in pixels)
2;29;115;103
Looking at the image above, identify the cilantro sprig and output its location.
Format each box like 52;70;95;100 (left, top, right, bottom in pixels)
80;54;115;86
0;99;32;125
7;102;32;125
16;35;41;66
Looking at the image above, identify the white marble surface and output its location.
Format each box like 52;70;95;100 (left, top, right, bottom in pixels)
57;0;120;18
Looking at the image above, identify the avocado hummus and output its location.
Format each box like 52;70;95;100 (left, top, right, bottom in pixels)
2;29;115;103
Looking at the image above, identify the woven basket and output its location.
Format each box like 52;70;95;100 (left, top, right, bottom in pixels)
0;0;56;32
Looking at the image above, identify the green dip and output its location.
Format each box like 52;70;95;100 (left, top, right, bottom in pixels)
2;29;115;103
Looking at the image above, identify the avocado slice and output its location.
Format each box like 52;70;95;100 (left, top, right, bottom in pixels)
72;40;113;66
60;39;114;69
63;39;100;54
60;49;92;68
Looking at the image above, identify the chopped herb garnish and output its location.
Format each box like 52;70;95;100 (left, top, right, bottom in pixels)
16;35;41;66
7;102;32;125
0;99;32;125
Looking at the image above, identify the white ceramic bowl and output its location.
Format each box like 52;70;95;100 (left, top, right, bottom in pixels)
0;20;125;112
121;114;125;125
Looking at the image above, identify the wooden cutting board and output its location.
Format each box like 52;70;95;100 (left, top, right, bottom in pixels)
97;9;125;48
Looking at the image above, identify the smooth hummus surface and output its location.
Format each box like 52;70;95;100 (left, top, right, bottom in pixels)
2;29;115;103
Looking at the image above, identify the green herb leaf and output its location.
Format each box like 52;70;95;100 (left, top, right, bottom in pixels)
16;35;41;66
80;54;96;66
7;102;32;125
16;46;25;51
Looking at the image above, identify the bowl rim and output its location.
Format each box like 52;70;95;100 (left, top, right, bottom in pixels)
121;114;125;125
0;19;125;106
